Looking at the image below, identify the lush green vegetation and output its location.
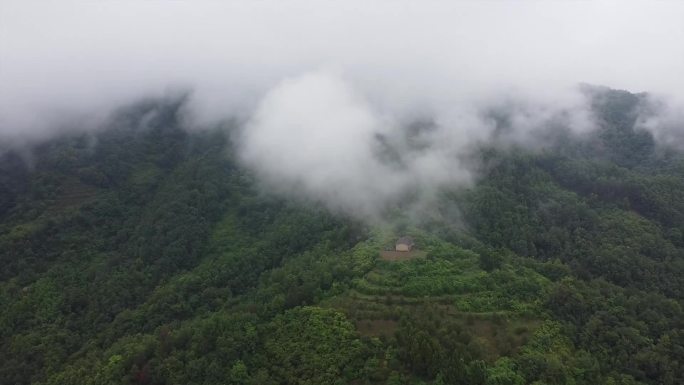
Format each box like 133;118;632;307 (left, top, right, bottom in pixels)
1;89;683;384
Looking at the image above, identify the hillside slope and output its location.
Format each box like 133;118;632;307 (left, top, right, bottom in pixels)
1;89;683;385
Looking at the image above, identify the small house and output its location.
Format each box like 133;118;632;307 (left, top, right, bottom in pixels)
395;236;414;252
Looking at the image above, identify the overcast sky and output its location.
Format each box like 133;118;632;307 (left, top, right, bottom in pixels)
1;0;683;136
2;0;683;220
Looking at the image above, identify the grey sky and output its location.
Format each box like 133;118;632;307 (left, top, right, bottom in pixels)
2;1;683;220
1;0;683;136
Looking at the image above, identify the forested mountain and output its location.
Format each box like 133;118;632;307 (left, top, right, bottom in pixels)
1;89;683;385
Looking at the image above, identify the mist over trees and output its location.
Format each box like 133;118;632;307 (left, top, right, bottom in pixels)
2;2;684;385
1;86;683;385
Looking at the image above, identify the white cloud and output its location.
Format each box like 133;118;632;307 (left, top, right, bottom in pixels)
1;0;683;218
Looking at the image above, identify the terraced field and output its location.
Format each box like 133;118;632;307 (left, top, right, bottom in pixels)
46;177;101;214
323;237;549;360
379;249;426;261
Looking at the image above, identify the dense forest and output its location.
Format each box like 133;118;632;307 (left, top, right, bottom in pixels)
1;88;683;385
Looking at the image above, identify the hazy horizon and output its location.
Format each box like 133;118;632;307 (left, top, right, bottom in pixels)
2;1;683;135
2;0;683;220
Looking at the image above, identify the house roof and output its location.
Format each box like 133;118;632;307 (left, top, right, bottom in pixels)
396;236;414;246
